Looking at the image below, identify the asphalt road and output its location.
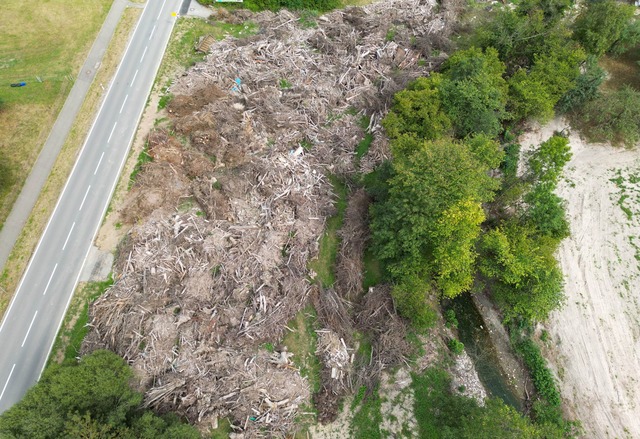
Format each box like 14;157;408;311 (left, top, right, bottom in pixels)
0;0;182;413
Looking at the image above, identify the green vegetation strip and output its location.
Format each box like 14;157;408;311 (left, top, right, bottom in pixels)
54;277;114;366
350;386;383;439
308;175;348;288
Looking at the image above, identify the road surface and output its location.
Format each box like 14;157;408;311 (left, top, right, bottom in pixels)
0;0;183;413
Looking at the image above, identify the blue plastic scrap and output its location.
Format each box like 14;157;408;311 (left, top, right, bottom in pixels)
231;77;242;92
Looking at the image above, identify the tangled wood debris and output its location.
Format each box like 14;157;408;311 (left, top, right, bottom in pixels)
85;0;461;436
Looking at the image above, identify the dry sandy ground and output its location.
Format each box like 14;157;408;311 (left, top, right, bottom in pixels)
520;119;640;438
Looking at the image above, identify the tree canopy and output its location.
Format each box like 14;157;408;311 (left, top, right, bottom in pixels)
0;350;200;439
439;47;509;138
573;0;637;56
369;136;502;302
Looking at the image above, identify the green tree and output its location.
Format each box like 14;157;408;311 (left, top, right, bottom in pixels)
412;368;550;439
523;182;570;240
580;86;640;146
556;56;604;114
516;0;572;23
370;137;502;301
609;19;640;56
381;75;452;142
0;351;199;439
431;199;485;298
472;8;546;69
527;135;572;184
573;0;636;56
508;69;555;122
439;47;509;138
478;223;565;322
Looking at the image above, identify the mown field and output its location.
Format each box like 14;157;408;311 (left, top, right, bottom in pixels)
0;0;113;229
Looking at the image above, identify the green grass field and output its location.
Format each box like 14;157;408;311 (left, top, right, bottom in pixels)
0;0;113;229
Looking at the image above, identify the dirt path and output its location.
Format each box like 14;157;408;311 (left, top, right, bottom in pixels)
520;119;640;438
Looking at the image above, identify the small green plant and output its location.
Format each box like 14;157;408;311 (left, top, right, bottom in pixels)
540;329;550;343
158;93;173;110
385;27;396;42
211;264;222;277
129;145;153;188
114;222;122;230
212;180;222;190
279;78;293;89
261;342;275;352
298;9;318;28
350;386;383;439
448;339;464;355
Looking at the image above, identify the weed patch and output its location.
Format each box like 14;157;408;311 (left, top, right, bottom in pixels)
48;276;114;367
350;386;383;439
282;305;322;394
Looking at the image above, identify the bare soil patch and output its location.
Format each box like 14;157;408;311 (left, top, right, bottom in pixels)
520;118;640;438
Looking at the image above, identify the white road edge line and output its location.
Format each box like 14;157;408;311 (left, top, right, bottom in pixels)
94;152;105;175
149;25;156;40
140;46;148;63
119;95;129;114
0;364;16;401
79;185;91;211
21;311;38;348
40;0;173;381
42;264;58;296
62;222;76;251
107;122;117;143
0;0;152;338
130;69;139;87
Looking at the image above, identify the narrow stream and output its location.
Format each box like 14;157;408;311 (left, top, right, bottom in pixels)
450;294;523;411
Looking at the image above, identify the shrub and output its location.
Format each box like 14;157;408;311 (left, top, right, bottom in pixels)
391;276;437;330
448;339;465;355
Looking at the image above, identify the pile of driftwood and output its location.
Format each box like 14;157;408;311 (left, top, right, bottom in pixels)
85;0;461;436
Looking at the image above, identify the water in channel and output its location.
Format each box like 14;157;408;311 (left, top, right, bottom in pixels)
449;294;523;411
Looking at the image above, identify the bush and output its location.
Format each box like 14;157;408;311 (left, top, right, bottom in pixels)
444;309;459;328
448;338;465;355
556;56;604;114
391;276;437;330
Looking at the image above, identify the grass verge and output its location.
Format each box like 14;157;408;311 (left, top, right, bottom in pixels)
0;6;142;318
0;0;113;229
47;276;113;368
